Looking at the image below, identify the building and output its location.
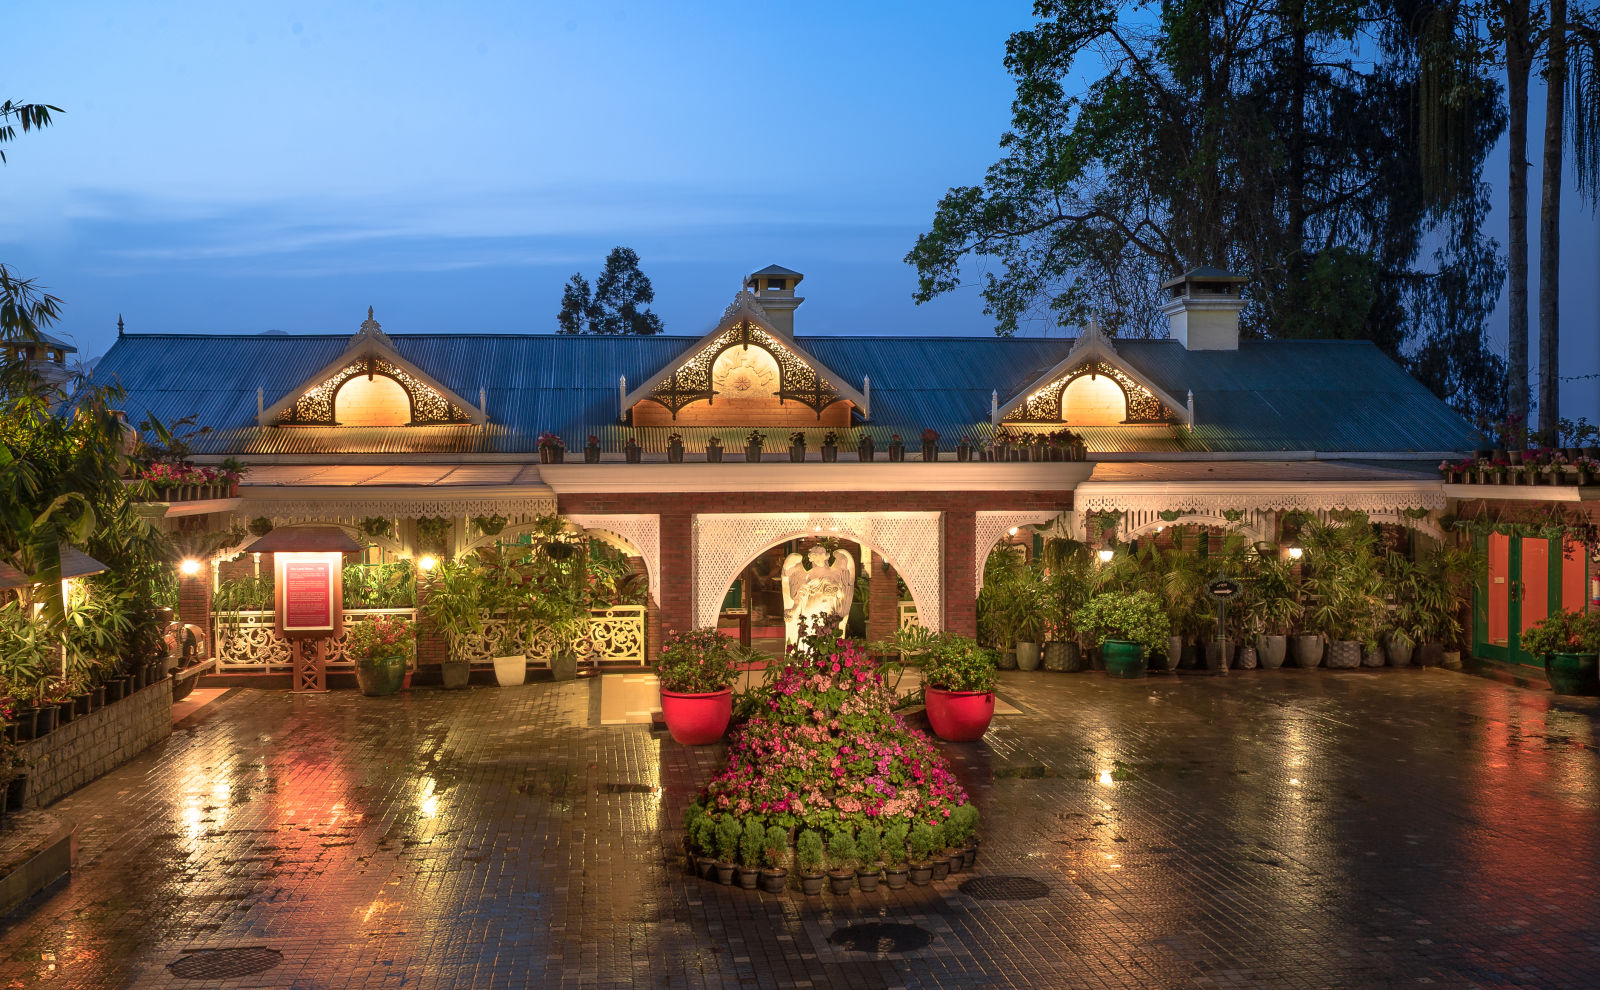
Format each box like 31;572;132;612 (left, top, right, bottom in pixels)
95;265;1550;680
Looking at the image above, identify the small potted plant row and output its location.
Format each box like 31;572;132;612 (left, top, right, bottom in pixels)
986;429;1088;462
537;432;565;464
1441;451;1599;486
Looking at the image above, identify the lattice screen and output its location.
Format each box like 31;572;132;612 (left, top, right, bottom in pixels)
973;511;1061;594
566;514;661;605
692;512;943;631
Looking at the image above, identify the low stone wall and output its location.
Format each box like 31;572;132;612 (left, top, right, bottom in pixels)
19;681;173;808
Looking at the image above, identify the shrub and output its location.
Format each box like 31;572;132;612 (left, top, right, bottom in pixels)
920;633;998;693
342;615;415;665
739;818;765;869
762;825;789;869
657;628;737;693
1522;610;1600;657
908;823;941;864
826;828;857;872
715;815;742;863
944;804;980;848
692;810;718;859
795;830;824;873
1077;590;1170;655
882;822;909;866
856;824;882;865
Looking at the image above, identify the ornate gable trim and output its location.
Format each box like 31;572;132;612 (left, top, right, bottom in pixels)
621;291;870;421
259;309;487;427
995;319;1185;425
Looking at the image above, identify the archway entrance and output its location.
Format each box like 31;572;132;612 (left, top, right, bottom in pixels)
716;536;874;656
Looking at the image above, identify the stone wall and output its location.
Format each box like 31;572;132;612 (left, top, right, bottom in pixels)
19;681;173;808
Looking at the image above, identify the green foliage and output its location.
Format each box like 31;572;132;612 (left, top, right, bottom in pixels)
919;633;998;693
1242;553;1303;637
556;247;666;335
1077;590;1170;655
977;548;1052;646
908;823;942;863
656;628;737;693
342;615;415;665
342;561;415;608
417;558;489;658
692;808;718;860
0;600;58;704
882;821;909;866
826;828;857;871
855;823;882;865
945;804;981;848
739;818;766;870
762;825;789;868
714;815;742;863
1521;610;1600;657
795;829;824;873
1300;514;1384;646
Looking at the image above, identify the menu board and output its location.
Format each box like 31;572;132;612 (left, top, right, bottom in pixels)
275;552;341;634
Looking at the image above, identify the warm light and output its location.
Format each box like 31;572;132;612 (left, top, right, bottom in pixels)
814;525;821;532
1097;548;1115;563
1097;770;1114;786
1288;546;1304;560
418;554;438;572
1008;527;1018;536
179;558;202;576
1156;525;1164;533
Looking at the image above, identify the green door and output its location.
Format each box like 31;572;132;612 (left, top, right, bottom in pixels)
1475;533;1590;665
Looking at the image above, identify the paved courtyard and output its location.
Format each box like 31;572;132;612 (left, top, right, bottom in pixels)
1;666;1598;989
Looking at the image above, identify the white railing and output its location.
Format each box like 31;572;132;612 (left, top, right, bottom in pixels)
898;601;920;630
211;605;647;672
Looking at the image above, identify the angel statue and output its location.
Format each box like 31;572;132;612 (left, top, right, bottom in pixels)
781;545;857;646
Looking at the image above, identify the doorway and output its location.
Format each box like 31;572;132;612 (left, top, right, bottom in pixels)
1475;533;1589;665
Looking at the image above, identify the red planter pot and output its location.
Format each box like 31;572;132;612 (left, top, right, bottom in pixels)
924;687;994;742
659;687;733;745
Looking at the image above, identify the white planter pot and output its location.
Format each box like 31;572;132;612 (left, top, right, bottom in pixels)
493;654;526;687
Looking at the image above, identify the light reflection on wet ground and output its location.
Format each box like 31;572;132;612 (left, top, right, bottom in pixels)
0;668;1596;988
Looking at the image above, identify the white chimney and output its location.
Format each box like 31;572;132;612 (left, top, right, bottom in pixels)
743;265;805;336
1159;268;1246;350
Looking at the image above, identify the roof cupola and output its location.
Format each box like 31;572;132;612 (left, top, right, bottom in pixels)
1158;267;1246;351
742;264;804;336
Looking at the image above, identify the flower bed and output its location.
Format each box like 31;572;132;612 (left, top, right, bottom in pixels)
684;620;980;893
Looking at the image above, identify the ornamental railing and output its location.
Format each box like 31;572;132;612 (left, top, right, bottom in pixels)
210;605;646;672
898;601;920;630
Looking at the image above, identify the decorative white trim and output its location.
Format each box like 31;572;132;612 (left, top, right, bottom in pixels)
566;514;661;605
974;511;1060;594
538;462;1092;493
994;319;1188;424
1074;481;1446;515
691;512;943;631
239;485;557;521
1443;484;1599;503
1119;509;1275;545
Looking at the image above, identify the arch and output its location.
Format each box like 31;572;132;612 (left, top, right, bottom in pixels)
334;373;411;426
1061;373;1127;425
974;511;1060;594
692;512;942;631
459;513;661;605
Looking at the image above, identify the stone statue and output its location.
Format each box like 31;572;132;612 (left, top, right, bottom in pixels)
781;546;857;645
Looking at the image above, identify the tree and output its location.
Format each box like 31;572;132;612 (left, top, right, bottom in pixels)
0;100;63;345
906;0;1510;420
554;247;665;335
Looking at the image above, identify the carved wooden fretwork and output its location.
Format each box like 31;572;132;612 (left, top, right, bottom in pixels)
645;319;843;419
1004;361;1169;424
276;357;471;425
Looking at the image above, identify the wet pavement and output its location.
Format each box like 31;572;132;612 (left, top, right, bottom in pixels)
2;667;1599;989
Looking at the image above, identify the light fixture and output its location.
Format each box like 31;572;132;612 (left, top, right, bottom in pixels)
1097;548;1115;563
418;554;438;572
1288;546;1304;560
1156;525;1164;533
1008;527;1018;536
179;558;202;577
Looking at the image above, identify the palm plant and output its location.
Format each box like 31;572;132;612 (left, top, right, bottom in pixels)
1300;514;1384;647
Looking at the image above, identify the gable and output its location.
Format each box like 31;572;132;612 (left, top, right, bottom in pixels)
996;321;1185;426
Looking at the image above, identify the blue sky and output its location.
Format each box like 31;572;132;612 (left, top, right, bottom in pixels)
3;1;1596;422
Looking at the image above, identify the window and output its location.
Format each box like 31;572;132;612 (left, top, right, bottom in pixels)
334;374;411;426
1061;374;1126;425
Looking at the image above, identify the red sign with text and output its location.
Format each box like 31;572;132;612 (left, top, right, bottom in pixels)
276;553;341;634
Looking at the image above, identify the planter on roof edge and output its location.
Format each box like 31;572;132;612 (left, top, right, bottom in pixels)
707;443;723;463
625;444;643;464
584;442;601;463
887;442;905;462
820;444;838;462
857;440;875;461
667;443;684;464
921;442;938;462
745;444;763;463
789;444;805;462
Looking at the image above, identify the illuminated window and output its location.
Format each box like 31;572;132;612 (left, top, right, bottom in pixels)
1062;374;1127;425
334;374;411;426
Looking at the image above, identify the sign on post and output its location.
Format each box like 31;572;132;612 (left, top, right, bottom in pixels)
1205;577;1240;675
275;552;343;636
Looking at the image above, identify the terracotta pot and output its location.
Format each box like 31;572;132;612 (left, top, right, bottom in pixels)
1102;639;1146;679
924;687;994;742
659;687;733;745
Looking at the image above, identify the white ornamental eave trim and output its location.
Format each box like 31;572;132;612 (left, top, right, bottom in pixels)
1073;480;1448;514
237;484;558;521
537;461;1092;493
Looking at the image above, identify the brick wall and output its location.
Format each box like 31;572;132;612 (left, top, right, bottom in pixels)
20;680;172;808
178;570;214;656
866;553;900;644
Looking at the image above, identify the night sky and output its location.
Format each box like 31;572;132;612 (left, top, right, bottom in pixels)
4;1;1596;422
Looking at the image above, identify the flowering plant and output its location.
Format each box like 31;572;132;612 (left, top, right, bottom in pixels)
920;633;998;693
889;434;903;444
657;628;737;693
586;435;600;445
745;430;766;446
920;428;939;445
537;432;565;450
343;616;415;665
1521;610;1600;657
822;431;839;446
141;461;215;489
788;431;806;446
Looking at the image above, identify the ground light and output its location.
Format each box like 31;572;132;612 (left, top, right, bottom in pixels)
1097;548;1115;563
417;554;437;572
1288;546;1304;560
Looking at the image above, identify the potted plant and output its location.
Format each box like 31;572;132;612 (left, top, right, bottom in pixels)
667;432;685;464
887;434;906;462
584;434;601;463
624;435;643;464
760;825;789;893
826;829;856;894
1301;515;1383;669
692;812;718;881
820;431;839;462
957;436;973;462
656;628;737;745
345;616;413;697
740;430;764;462
788;431;807;462
908;823;939;885
706;436;724;463
1244;554;1300;669
795;829;826;895
882;822;910;889
855;824;883;892
855;432;875;461
947;804;980;869
418;558;486;689
1040;537;1092;672
920;428;939;462
537;432;565;464
737;818;764;890
920;633;998;741
713;815;741;885
1522;610;1600;695
1077;590;1168;678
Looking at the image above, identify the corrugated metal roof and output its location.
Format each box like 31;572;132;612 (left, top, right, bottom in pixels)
91;332;1479;455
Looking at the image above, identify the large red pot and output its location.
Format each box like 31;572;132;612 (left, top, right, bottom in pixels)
924;687;994;742
659;687;733;745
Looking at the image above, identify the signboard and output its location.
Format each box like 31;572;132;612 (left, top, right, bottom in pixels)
1206;578;1242;601
274;552;343;636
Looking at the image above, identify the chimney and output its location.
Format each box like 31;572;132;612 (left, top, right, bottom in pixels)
1159;268;1246;350
743;265;805;336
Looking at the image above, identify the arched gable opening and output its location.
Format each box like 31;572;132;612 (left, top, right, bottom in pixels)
1061;373;1128;425
334;373;412;426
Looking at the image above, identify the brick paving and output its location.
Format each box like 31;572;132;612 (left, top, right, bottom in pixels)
1;667;1598;989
